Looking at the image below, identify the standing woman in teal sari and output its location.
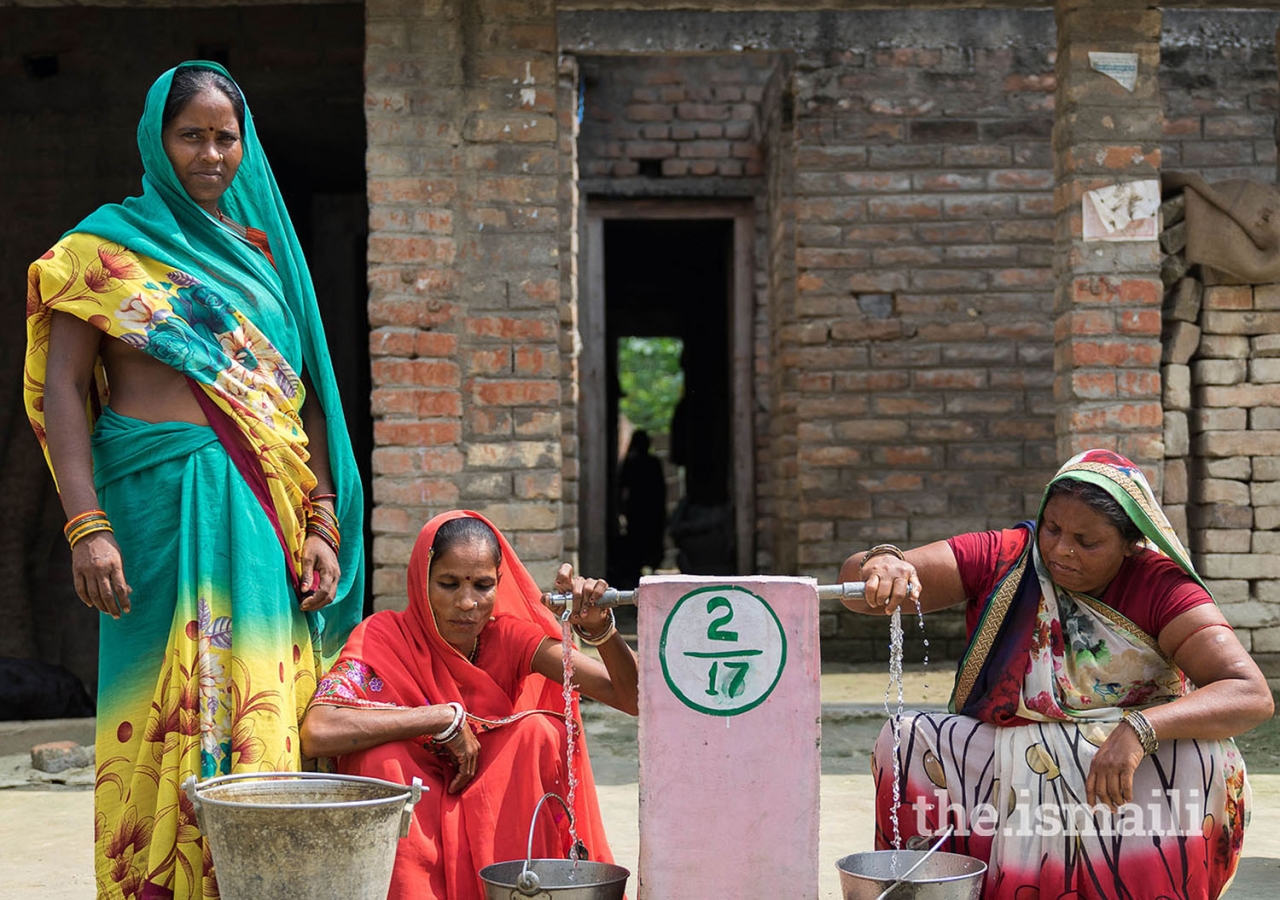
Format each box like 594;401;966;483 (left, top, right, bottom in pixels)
24;63;363;899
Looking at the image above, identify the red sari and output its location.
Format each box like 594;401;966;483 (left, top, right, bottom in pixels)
306;511;616;900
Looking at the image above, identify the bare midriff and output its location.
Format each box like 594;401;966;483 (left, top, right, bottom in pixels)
99;335;210;426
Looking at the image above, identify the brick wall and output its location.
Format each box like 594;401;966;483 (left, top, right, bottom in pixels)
365;0;567;608
1161;10;1280;185
786;39;1060;659
578;55;771;180
762;57;799;576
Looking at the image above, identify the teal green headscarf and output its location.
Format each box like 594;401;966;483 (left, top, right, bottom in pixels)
71;61;365;659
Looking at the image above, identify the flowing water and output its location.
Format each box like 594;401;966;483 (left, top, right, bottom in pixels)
884;593;930;851
883;607;906;850
559;611;582;861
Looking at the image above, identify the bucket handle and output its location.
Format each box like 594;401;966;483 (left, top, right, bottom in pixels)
400;777;423;839
182;775;204;833
514;792;583;896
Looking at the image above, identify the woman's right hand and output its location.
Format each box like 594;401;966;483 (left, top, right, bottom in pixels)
859;555;921;615
440;719;480;794
71;532;132;618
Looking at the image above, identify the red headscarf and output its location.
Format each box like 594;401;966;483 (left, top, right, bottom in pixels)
317;510;616;897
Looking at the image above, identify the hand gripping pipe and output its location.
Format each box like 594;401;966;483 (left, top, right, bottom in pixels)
542;581;912;611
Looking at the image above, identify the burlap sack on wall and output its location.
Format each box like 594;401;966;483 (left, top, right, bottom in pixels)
1163;172;1280;283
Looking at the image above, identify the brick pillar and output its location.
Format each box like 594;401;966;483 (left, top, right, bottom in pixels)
1052;1;1165;474
366;0;565;610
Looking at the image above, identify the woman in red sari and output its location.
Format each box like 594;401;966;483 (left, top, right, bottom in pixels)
300;510;637;900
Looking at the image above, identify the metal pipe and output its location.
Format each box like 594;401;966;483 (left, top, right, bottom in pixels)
544;589;634;610
544;581;909;609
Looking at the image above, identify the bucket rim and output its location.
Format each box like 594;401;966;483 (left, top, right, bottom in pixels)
189;771;417;812
835;850;988;884
478;858;631;888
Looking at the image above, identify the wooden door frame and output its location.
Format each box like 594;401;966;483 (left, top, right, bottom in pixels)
580;198;756;578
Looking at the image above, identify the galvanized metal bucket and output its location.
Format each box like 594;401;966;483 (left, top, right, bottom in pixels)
479;792;629;900
836;850;986;900
183;771;422;900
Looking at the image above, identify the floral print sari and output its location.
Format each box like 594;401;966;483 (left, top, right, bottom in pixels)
23;62;362;900
874;450;1249;900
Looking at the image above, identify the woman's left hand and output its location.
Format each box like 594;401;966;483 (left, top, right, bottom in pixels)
546;562;611;635
1085;720;1146;812
299;535;341;612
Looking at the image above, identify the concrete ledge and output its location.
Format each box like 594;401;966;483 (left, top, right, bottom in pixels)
0;719;94;757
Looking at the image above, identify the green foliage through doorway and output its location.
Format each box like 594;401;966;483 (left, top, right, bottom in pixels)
617;337;684;434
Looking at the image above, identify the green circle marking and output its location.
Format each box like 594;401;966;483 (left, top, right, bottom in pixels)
658;585;788;717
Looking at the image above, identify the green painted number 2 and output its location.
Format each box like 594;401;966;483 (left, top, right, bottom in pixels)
705;597;739;641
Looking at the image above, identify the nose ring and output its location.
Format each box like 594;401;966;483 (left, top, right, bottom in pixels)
1068;549;1075;556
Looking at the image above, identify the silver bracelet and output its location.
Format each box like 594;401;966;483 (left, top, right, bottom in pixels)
431;701;466;744
574;609;617;647
1121;709;1159;757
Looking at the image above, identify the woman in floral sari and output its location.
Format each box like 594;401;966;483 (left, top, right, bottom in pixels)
839;449;1272;900
23;63;363;899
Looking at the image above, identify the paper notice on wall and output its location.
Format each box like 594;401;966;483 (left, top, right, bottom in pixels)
1083;180;1161;242
1089;51;1139;91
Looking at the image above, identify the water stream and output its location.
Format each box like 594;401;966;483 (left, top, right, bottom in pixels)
884;594;929;851
559;612;582;861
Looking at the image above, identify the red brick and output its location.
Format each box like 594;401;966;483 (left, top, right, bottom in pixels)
473;380;560;406
368;178;457;205
1117;309;1162;335
465;316;557;341
371;359;460;387
370;329;416;357
1203;285;1253;311
368;235;456;265
912;369;987;390
1057;310;1114;337
518;279;560;304
416;332;459;358
1068;341;1162;368
370;388;462;418
514;347;560;376
1068;371;1116;399
470;348;511;375
1117;371;1161;397
372;478;462;506
373;421;462;445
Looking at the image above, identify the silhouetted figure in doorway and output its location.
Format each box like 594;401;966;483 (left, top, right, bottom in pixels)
668;350;735;575
618;430;666;587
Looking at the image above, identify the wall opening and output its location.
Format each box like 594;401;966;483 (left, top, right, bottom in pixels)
582;202;755;590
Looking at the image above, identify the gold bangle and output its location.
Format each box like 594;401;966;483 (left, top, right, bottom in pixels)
67;520;113;548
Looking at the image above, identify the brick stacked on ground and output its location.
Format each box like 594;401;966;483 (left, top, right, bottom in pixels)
1161;260;1280;656
366;0;565;608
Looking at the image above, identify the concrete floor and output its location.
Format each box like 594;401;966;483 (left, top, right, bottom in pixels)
3;669;1278;898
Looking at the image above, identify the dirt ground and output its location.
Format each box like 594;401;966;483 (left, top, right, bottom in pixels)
3;670;1278;898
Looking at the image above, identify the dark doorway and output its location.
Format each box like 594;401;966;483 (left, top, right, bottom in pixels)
602;218;736;584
